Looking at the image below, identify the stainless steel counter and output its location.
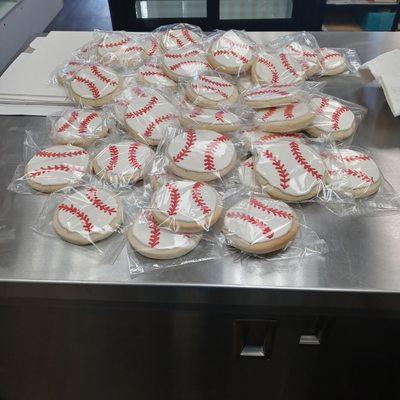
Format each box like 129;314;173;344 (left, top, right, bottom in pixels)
1;32;400;310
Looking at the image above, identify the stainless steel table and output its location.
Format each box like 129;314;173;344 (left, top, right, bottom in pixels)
1;32;400;312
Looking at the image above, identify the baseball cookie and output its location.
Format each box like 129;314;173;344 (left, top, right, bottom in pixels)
252;53;305;85
254;140;327;201
161;48;212;82
53;109;108;146
242;130;304;153
57;60;85;86
53;187;123;245
159;27;202;52
208;30;255;75
137;62;177;89
306;96;356;141
324;149;381;198
238;157;261;190
69;64;122;107
318;48;347;76
124;94;178;146
222;196;298;254
92;141;155;185
180;107;241;133
25;145;90;193
185;75;239;108
243;84;300;109
166;129;237;181
284;42;320;77
254;103;314;132
150;180;223;233
128;210;201;259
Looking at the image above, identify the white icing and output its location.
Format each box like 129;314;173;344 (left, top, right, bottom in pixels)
210;31;254;69
71;65;119;100
325;149;380;190
189;75;235;102
242;130;304;152
97;33;130;56
167;130;236;173
58;60;84;81
318;48;345;71
57;187;119;236
152;180;219;223
161;28;201;51
26;145;89;186
255;141;326;196
183;107;240;125
124;95;177;142
253;53;304;85
95;141;154;179
254;102;310;125
310;96;355;133
139;63;177;87
162;48;211;79
244;85;294;102
131;211;200;250
224;197;294;244
54;109;104;142
285;42;319;73
238;157;259;189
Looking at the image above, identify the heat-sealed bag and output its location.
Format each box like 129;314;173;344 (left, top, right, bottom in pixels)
317;47;361;77
136;58;178;91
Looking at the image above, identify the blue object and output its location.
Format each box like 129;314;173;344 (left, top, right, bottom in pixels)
355;10;396;31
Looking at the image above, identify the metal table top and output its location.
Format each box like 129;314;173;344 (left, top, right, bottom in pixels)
1;32;400;310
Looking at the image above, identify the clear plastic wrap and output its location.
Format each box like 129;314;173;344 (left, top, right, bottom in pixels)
317;47;361;77
136;59;178;90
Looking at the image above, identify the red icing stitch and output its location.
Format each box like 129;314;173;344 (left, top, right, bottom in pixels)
343;154;371;162
165;183;180;216
170;60;209;72
182;28;197;45
29;164;83;178
289;141;323;180
345;169;374;184
256;57;279;84
257;133;302;143
90;65;117;86
125;96;158;119
249;198;293;219
243;160;254;169
220;36;250;50
204;135;230;171
199;76;232;88
74;76;100;99
98;38;129;49
37;149;87;158
165;49;200;59
78;112;98;134
143;113;176;138
124;45;144;53
215;111;225;123
245;88;289;98
261;107;278;121
279;53;300;78
57;111;79;133
191;182;211;215
226;211;274;239
105;145;119;172
167;31;184;48
128;142;142;170
173;130;197;162
58;203;93;232
284;104;295;119
141;71;169;79
263;149;290;189
286;44;317;59
191;84;228;99
86;187;117;215
323;52;342;62
318;97;330;112
146;38;157;56
144;211;160;248
331;106;350;131
213;49;249;64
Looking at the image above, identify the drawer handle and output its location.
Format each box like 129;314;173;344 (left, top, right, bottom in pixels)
299;335;320;345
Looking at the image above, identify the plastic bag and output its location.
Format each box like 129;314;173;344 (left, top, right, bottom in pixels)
317;47;361;77
137;59;178;90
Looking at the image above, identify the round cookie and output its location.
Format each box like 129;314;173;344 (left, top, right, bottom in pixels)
92;141;155;184
254;103;314;132
238;157;261;190
53;109;108;146
166;129;237;181
243;84;299;109
318;48;347;76
208;31;255;75
57;60;85;86
222;196;299;254
137;62;177;89
69;64;122;107
53;187;123;245
185;75;239;108
150;180;222;233
242;130;304;153
251;53;305;86
161;48;212;82
324;149;381;198
124;94;177;146
180;107;241;133
159;27;202;52
254;140;327;201
284;42;320;77
25;145;90;193
128;210;201;259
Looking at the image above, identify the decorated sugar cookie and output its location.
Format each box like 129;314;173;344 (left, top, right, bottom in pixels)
93;141;155;184
238;157;261;190
124;94;178;146
222;196;298;254
324;149;381;198
137;62;177;89
150;180;223;233
166;129;237;181
128;210;201;259
242;130;304;153
70;64;121;107
318;48;347;76
160;27;202;52
254;140;326;201
57;60;85;85
306;96;356;141
251;53;305;86
161;48;212;81
243;84;300;109
53;187;123;245
254;102;314;132
180;107;241;133
25;145;89;193
284;42;320;77
208;30;255;75
185;75;239;108
53;109;108;146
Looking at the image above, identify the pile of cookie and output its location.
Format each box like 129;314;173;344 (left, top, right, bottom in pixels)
12;24;385;263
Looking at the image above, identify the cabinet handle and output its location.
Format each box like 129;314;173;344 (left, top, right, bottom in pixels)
299;335;320;345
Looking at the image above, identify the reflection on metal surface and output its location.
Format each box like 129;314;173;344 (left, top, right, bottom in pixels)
135;0;207;19
220;0;293;20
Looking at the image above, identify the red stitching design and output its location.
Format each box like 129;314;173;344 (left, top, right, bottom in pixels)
86;187;117;215
143;113;176;138
124;45;143;53
279;53;299;78
256;57;279;84
58;203;93;232
170;60;209;72
105;145;119;172
213;49;249;64
165;183;180;216
323;52;342;62
220;36;250;50
199;76;232;88
29;164;83;178
141;71;169;79
144;211;160;248
256;132;302;143
128;142;142;170
98;38;129;48
226;211;274;239
345;169;374;184
343;155;371;162
243;160;254;169
164;49;200;59
318;97;330;112
286;44;317;59
189;108;202;118
57;111;79;133
125;96;158;119
146;38;157;56
215;111;225;123
90;65;117;86
284;104;295;119
173;129;197;162
37;149;87;158
263;149;290;189
245;88;288;98
182;28;197;45
331;106;349;131
191;182;211;215
249;198;293;220
78;112;98;134
167;31;184;48
204;135;229;171
289;141;323;180
74;76;100;99
191;84;228;99
261;107;277;121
